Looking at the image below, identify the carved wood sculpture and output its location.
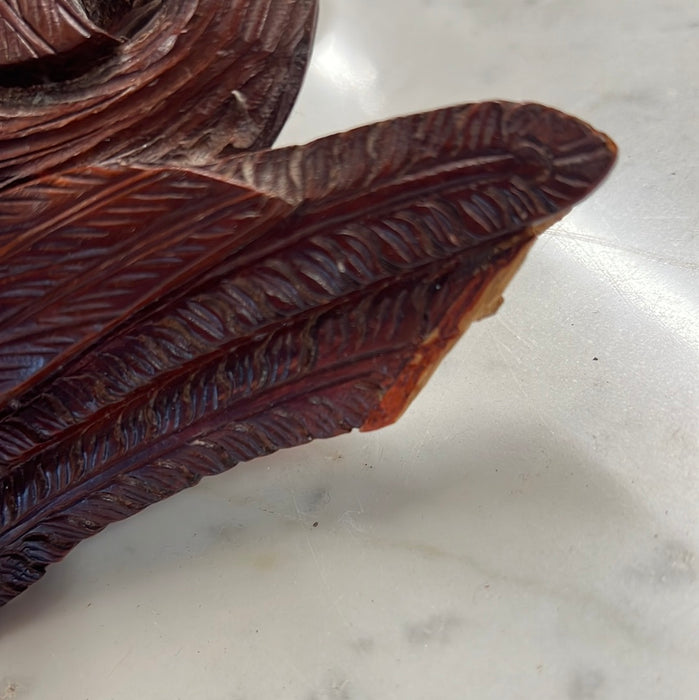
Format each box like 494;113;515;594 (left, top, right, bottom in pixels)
0;0;617;606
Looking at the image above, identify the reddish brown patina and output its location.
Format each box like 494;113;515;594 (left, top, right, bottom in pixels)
0;0;616;606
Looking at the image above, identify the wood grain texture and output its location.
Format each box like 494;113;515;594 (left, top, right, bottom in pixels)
0;2;616;607
0;101;616;606
0;0;318;187
0;0;109;64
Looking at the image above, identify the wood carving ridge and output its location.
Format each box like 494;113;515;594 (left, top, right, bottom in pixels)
0;0;616;606
0;0;318;186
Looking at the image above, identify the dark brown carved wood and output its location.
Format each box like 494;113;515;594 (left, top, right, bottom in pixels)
0;0;319;186
0;0;116;66
0;1;616;607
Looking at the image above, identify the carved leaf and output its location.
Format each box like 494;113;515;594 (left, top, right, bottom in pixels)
0;100;616;605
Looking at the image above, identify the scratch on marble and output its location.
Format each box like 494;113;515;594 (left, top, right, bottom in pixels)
552;231;699;352
107;647;133;678
338;497;367;537
550;227;698;272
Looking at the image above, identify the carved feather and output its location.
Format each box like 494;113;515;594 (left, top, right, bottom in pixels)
0;100;615;605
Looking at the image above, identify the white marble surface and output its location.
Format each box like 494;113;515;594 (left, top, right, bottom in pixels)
1;1;698;698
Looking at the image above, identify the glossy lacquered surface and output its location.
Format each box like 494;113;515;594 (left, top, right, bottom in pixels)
1;1;697;698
